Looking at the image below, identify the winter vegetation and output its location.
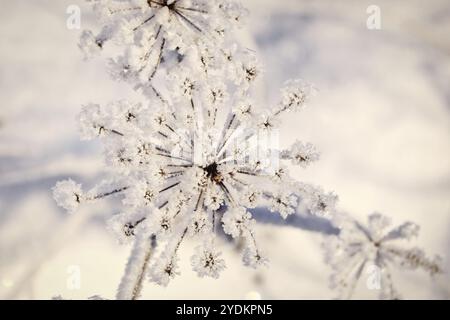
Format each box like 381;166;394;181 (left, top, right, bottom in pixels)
1;0;448;300
48;0;444;300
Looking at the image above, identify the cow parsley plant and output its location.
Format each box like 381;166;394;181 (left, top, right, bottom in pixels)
54;71;334;291
52;0;443;300
324;213;443;299
80;0;254;98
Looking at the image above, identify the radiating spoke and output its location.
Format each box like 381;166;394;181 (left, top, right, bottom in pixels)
176;6;208;14
133;14;155;31
173;10;202;32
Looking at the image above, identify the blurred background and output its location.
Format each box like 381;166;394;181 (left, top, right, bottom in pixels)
0;0;449;299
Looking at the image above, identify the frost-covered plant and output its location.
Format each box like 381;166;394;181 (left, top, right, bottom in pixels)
80;0;255;98
53;71;333;291
324;213;443;299
52;0;443;300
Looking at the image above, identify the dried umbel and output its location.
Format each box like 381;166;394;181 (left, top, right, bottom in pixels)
324;213;443;299
52;0;443;300
80;0;253;98
54;72;333;288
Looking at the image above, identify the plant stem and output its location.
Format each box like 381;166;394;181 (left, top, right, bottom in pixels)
116;234;156;300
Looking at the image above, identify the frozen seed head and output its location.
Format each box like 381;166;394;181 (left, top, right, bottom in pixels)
79;0;253;98
52;179;83;213
54;75;332;285
282;141;320;168
324;212;443;299
191;239;226;278
273;79;316;116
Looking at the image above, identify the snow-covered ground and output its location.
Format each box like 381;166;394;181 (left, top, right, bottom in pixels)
0;0;449;299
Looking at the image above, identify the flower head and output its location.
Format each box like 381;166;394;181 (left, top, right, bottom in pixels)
324;212;443;299
52;179;84;213
80;0;252;97
55;73;330;285
191;239;226;278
